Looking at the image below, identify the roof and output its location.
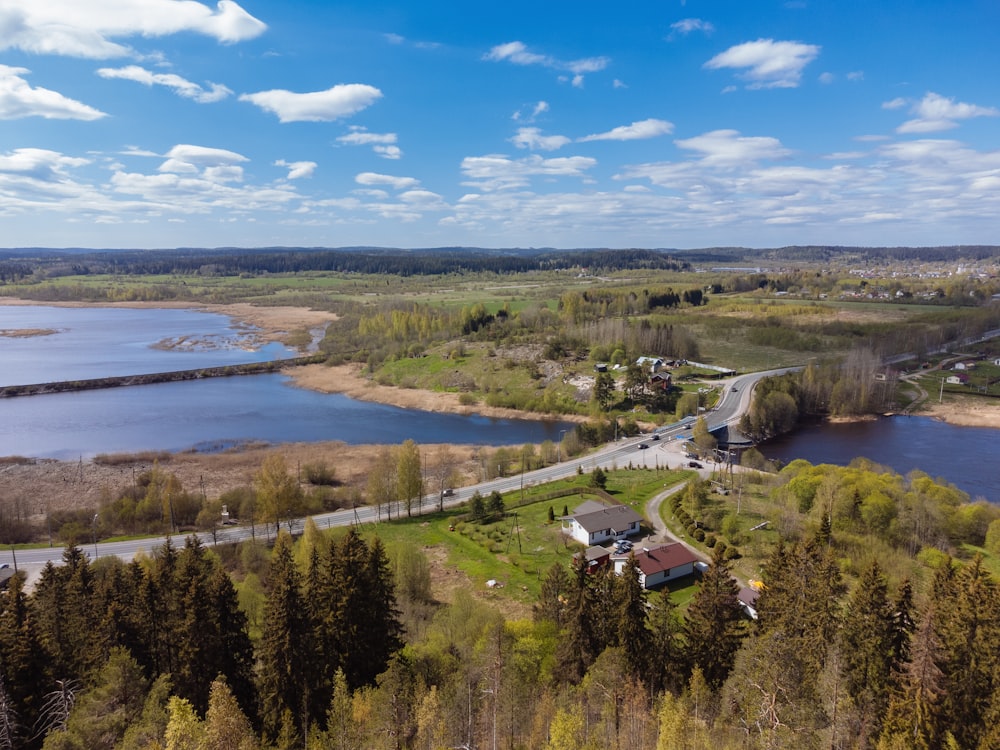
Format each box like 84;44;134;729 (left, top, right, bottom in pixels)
571;504;643;534
615;543;698;576
572;500;609;516
738;587;760;607
580;546;610;562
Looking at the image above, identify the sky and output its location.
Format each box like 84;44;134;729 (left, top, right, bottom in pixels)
0;0;998;251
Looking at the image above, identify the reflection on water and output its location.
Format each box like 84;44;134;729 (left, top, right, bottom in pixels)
763;415;1000;503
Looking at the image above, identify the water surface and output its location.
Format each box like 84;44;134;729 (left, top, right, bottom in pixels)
763;415;999;502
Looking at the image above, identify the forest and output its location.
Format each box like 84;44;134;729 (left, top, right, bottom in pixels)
3;490;1000;750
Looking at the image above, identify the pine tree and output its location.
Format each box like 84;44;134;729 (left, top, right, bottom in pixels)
932;556;1000;748
354;536;404;688
534;563;570;627
683;543;743;687
202;677;259;750
0;574;46;743
647;590;683;695
878;606;947;750
257;531;311;744
839;560;894;742
614;557;649;677
554;556;600;684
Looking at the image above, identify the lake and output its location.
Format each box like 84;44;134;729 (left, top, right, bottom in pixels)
762;415;1000;503
0;305;574;458
2;305;998;502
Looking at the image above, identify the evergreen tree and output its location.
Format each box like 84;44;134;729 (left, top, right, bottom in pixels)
683;544;743;687
534;563;570;627
0;574;46;745
839;560;894;743
487;491;505;518
554;556;601;684
257;531;311;744
932;556;1000;748
878;606;947;750
613;557;649;677
647;589;684;695
355;537;404;688
202;677;259;750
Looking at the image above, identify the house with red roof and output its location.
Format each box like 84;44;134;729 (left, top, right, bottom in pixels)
611;543;698;589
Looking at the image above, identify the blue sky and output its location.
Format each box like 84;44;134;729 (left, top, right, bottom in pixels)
1;0;998;250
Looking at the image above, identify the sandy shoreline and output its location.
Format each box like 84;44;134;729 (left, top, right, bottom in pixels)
917;398;1000;429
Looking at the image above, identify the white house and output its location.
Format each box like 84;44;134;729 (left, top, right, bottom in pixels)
611;543;698;589
562;500;642;546
946;373;969;385
635;356;665;373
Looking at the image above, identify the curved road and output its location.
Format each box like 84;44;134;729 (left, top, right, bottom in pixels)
1;366;793;577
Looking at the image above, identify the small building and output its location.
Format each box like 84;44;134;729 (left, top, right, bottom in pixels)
650;372;672;390
737;586;760;620
562;500;642;546
611;543;698;589
575;545;611;572
946;373;969;385
594;363;608;373
994;357;1000;367
635;356;665;373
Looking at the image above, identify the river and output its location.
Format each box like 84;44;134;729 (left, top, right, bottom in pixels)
762;416;1000;503
0;305;574;459
2;305;998;501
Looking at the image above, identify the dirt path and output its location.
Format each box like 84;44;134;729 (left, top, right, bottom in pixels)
643;482;709;564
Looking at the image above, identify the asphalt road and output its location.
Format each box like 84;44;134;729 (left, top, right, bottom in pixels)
1;366;794;578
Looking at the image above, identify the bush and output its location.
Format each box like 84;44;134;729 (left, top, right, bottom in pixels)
302;460;337;486
693;528;706;542
705;534;717;548
723;546;741;560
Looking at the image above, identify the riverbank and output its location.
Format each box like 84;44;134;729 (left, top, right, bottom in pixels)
287;362;587;424
919;397;1000;429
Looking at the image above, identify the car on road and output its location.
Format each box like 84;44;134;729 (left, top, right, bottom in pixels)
688;461;703;469
638;443;649;449
731;386;738;392
651;434;660;441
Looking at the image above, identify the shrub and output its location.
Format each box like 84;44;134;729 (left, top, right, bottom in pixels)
693;528;706;542
705;534;717;548
723;546;741;560
302;460;337;486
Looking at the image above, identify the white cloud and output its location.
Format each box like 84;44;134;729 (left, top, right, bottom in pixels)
460;153;597;191
158;144;248;175
613;79;627;89
882;97;907;110
532;101;549;118
897;92;999;133
355;172;420;190
511;127;571;151
0;0;266;59
704;39;820;89
337;127;401;159
847;71;864;81
274;159;316;180
0;148;90;178
669;18;715;37
819;72;834;84
384;33;404;45
337;128;396;146
579;118;674;142
675;129;790;166
240;84;382;123
484;41;609;85
96;65;231;103
0;65;106;120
